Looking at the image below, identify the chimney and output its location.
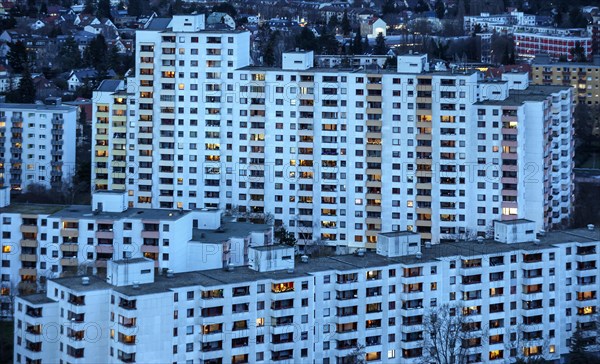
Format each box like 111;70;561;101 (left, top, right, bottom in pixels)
81;277;90;286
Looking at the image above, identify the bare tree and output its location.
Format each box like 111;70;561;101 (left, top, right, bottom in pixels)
442;228;479;243
304;238;334;257
346;344;366;364
421;303;485;364
485;222;495;239
0;281;17;319
505;323;552;363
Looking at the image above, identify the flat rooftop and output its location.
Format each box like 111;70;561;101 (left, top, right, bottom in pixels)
49;205;191;221
476;84;571;105
50;275;112;292
379;231;420;238
112;257;151;265
0;204;66;215
192;221;270;243
251;244;292;251
0;103;77;112
495;218;535;225
42;227;600;297
237;65;479;77
19;293;56;305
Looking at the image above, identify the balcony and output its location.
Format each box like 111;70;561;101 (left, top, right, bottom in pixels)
26;307;42;318
119;299;137;310
25;324;42;335
61;257;78;266
20;239;38;248
19;254;37;262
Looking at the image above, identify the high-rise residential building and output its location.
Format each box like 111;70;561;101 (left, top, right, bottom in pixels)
91;14;574;251
0;102;76;191
0;191;272;319
531;56;600;105
12;220;600;364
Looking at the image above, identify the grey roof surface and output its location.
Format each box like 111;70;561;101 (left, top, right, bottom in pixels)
251;244;292;251
112;257;152;265
192;221;271;243
144;17;172;30
495;218;535;225
475;84;571;105
50;275;112;292
96;79;123;92
0;204;66;214
237;65;479;77
45;227;600;297
19;293;56;305
49;205;191;221
0;103;77;112
378;231;420;237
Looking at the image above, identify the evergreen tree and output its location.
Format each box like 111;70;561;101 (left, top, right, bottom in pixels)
262;36;276;66
0;16;17;31
40;2;48;14
57;36;82;72
352;30;363;54
373;32;387;55
108;46;121;74
363;35;370;53
96;0;112;20
341;10;351;36
456;0;466;21
83;0;94;14
554;10;563;27
317;28;340;55
435;0;445;19
567;323;592;364
275;226;297;247
328;14;338;32
212;2;237;18
295;27;317;52
17;68;36;103
127;0;142;16
382;0;396;15
383;56;397;69
570;41;587;62
569;7;587;28
83;35;108;70
7;41;28;73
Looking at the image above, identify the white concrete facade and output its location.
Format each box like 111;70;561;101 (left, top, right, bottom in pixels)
0;193;273;319
12;223;600;364
0;103;77;191
90;17;574;251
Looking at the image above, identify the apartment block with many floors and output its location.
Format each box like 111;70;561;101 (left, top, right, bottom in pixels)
531;55;600;105
12;219;600;364
0;191;273;319
0;102;76;191
91;14;574;251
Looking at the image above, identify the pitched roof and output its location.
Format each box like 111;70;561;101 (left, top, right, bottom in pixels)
144;17;171;30
96;79;123;92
